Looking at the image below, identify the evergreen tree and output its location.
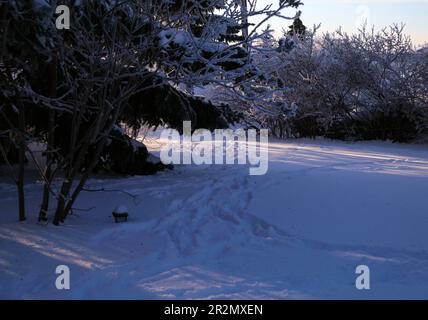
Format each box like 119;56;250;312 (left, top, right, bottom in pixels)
287;17;306;37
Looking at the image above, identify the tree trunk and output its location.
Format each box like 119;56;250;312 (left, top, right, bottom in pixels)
53;180;72;225
241;0;248;39
62;136;108;219
38;57;57;222
52;117;101;225
17;106;26;222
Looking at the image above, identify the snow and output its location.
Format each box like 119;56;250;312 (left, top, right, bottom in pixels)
113;205;128;215
1;138;428;299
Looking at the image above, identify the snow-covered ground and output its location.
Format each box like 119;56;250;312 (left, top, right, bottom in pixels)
1;138;428;299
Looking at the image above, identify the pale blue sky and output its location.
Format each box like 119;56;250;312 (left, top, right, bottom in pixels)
255;0;428;46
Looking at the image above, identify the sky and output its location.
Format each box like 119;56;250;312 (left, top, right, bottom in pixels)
254;0;428;46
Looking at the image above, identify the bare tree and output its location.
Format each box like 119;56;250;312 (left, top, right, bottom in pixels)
1;0;302;224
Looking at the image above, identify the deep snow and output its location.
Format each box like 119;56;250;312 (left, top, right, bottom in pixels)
1;138;428;299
